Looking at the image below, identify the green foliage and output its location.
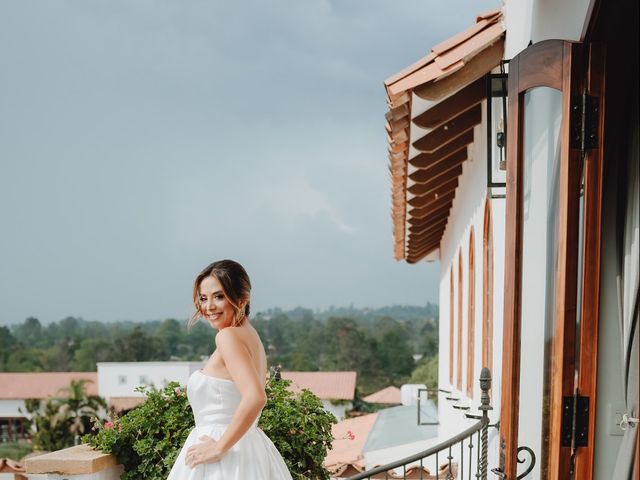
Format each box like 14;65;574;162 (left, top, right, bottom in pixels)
84;382;193;480
84;379;336;480
260;378;336;480
0;441;33;462
3;305;439;398
25;380;107;451
410;355;439;390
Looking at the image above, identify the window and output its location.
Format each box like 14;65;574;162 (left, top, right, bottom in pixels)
457;250;463;391
118;375;127;385
139;375;149;385
482;199;493;373
449;266;455;385
467;228;475;398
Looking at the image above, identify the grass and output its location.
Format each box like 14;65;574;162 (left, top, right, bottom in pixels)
0;441;33;461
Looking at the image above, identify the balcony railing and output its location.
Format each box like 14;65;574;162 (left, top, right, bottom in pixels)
346;368;493;480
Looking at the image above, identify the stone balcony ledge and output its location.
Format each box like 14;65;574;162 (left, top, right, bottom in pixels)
24;445;123;480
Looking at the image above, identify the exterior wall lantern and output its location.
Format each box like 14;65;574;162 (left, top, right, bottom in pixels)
486;61;509;198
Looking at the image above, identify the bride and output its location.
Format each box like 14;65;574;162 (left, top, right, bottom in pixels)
167;260;292;479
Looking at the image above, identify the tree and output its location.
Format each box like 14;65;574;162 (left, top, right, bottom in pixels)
25;379;107;451
72;338;116;371
112;327;167;361
377;329;416;384
56;379;107;443
410;356;438;390
13;317;45;347
156;319;184;358
0;326;16;371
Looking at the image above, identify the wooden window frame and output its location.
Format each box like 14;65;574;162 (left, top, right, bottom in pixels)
482;198;493;372
466;228;475;398
499;39;604;479
449;266;455;385
457;250;463;391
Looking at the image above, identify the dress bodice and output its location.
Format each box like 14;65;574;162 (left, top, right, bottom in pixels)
168;370;292;479
187;370;260;428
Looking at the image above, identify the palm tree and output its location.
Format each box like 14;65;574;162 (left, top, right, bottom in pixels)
54;380;107;445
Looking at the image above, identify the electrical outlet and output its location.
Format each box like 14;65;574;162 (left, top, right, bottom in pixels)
607;403;626;436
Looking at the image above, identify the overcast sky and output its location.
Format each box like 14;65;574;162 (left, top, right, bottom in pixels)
0;0;498;325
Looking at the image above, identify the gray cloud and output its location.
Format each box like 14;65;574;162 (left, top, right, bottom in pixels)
0;0;497;324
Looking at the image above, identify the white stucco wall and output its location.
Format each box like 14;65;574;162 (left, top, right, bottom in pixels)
322;400;351;422
504;0;593;60
0;399;26;418
424;96;506;472
96;362;204;400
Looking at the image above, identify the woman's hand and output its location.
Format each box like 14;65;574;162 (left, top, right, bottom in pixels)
185;435;225;468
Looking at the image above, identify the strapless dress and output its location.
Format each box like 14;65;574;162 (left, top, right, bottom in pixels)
167;370;292;479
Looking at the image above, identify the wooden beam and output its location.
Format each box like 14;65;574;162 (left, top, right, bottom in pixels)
409;159;464;187
407;213;448;232
409;198;452;221
407;221;449;246
413;77;486;129
408;182;457;208
412;105;481;153
409;131;473;169
406;239;441;261
413;40;504;101
409;204;453;234
409;170;460;197
409;191;455;218
410;231;447;253
408;205;449;224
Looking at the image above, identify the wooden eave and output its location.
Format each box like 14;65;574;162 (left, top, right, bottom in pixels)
409;131;473;168
384;9;504;262
412;105;481;153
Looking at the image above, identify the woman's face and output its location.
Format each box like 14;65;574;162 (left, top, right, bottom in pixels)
198;276;238;330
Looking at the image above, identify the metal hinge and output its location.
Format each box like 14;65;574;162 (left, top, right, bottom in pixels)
561;392;590;448
570;93;599;153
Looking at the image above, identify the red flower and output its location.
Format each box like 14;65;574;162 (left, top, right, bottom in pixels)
104;421;114;430
342;430;355;440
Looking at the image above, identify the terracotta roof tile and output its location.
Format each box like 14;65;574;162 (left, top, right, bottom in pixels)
362;386;402;404
0;458;26;473
109;396;146;412
324;413;378;472
280;371;356;400
0;372;98;399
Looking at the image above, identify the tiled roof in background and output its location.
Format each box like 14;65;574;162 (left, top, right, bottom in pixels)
325;413;378;476
0;372;98;399
362;386;402;405
281;371;357;400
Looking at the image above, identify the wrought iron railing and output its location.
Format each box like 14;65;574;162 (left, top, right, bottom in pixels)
345;368;493;480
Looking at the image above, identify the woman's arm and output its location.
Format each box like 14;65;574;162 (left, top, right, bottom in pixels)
186;328;266;467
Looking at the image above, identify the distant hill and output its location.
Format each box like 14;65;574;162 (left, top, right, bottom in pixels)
256;303;438;323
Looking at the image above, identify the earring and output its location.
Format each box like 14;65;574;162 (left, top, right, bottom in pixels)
235;309;245;326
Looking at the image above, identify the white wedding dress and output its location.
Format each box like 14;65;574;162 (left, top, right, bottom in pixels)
167;370;292;479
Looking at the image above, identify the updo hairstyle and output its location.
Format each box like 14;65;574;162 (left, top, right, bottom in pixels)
189;259;252;329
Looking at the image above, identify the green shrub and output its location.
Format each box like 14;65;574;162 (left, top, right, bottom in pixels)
84;378;336;480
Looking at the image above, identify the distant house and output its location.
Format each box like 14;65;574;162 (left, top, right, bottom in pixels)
280;371;357;421
362;386;401;406
0;372;97;442
326;399;440;477
96;361;204;411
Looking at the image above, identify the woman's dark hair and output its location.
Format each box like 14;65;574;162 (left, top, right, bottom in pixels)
189;259;251;328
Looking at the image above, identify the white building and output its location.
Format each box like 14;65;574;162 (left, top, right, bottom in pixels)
96;361;204;411
280;371;357;421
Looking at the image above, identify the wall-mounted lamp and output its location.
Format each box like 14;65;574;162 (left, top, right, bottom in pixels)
486;61;509;198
